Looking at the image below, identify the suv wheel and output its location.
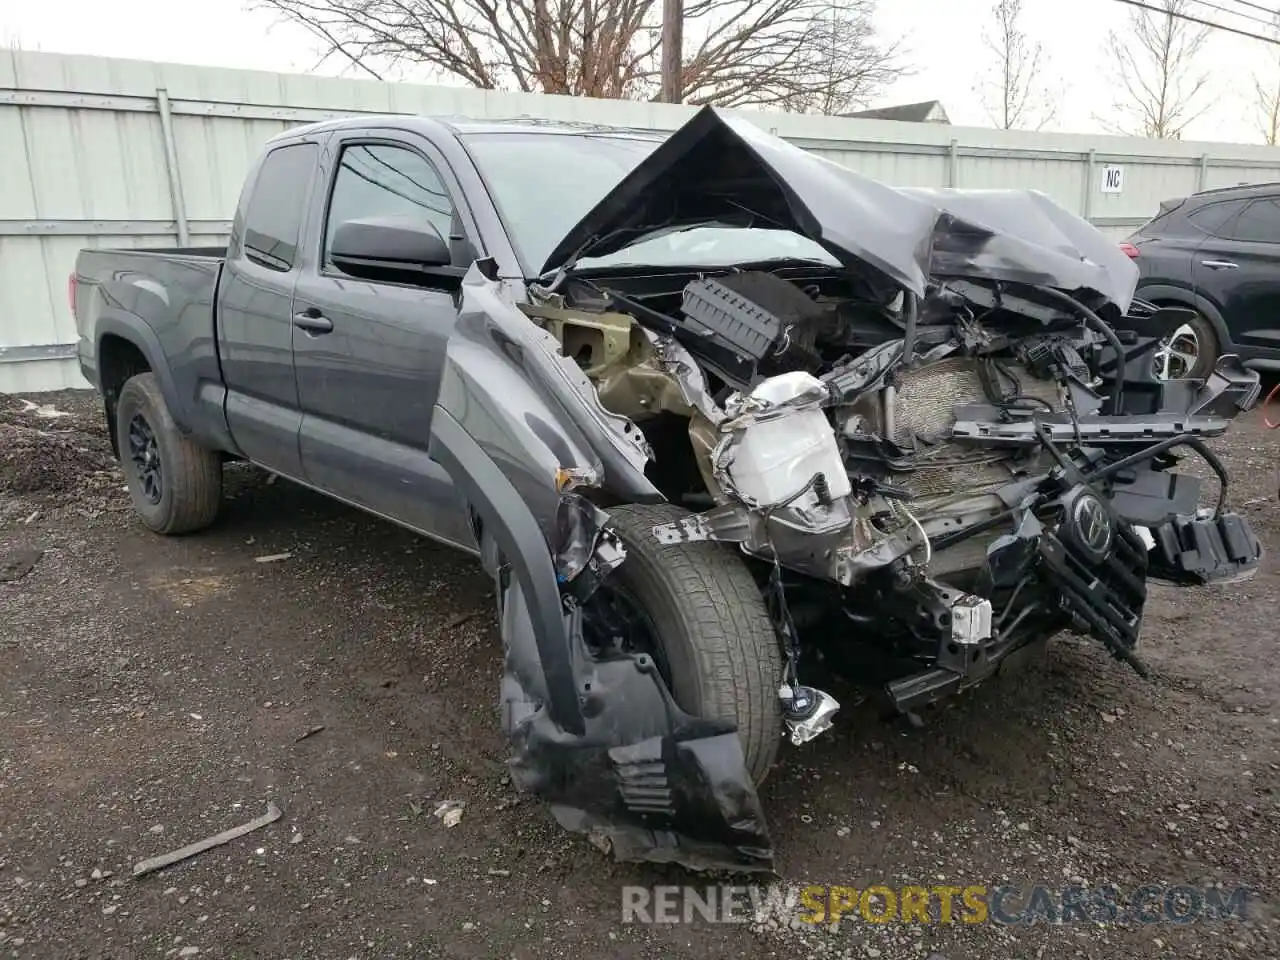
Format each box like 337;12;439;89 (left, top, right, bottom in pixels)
1152;312;1218;380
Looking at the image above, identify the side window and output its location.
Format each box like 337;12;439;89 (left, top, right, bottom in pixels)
1185;200;1245;237
324;143;455;265
1222;199;1280;243
242;143;317;271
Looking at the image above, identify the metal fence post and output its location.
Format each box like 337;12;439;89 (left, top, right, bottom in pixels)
947;139;959;187
155;88;190;247
1081;148;1096;220
1197;153;1210;192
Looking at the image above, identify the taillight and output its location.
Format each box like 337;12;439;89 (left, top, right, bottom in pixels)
1119;242;1140;259
67;272;77;314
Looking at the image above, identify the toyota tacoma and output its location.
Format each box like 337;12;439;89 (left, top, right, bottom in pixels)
71;106;1263;871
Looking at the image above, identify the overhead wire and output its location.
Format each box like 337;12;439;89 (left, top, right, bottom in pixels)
1222;0;1280;19
1112;0;1280;43
1186;0;1278;29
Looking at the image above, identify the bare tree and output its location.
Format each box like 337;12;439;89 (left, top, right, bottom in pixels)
1104;0;1210;139
762;0;904;115
1256;72;1280;145
1252;15;1280;145
976;0;1055;130
253;0;903;109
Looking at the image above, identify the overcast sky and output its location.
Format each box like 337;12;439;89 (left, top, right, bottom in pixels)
4;0;1279;144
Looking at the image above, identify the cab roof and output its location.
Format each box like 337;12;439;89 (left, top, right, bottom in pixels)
269;113;665;143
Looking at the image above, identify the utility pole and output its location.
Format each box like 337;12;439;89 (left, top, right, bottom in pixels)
661;0;683;102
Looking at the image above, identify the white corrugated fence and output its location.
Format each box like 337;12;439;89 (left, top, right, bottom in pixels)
4;48;1280;392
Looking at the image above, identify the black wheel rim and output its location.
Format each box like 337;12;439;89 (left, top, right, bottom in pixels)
127;413;163;504
581;582;672;681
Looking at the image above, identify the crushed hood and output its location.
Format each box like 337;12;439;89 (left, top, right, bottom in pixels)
540;106;1139;313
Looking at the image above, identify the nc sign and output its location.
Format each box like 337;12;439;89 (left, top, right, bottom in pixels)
1100;165;1124;194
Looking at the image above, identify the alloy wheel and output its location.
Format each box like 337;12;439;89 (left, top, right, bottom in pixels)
1152;323;1200;380
127;413;163;504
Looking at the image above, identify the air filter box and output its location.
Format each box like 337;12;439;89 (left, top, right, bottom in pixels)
681;272;825;368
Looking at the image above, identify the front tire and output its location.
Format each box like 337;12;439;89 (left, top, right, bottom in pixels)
116;373;222;534
598;503;783;784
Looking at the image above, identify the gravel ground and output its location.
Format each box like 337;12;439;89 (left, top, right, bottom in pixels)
1;389;1279;960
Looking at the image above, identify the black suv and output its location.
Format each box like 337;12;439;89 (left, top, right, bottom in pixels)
1125;182;1280;379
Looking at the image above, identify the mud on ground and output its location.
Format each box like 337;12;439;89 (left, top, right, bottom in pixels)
1;390;1279;960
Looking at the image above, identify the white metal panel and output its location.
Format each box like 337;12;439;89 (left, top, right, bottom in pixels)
100;55;164;98
1093;162;1201;221
23;106;86;218
81;108;172;218
959;155;1086;209
0;358;89;393
172;114;291;220
0;235;60;353
0;105;37;219
1202;165;1280;190
817;147;947;188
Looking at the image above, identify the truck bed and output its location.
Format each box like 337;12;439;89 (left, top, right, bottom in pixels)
73;246;228;451
73;247;226;363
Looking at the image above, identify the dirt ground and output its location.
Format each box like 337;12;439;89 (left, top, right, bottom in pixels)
2;389;1279;960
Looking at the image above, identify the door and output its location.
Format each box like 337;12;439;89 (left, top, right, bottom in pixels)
292;135;476;548
1193;195;1280;352
1137;197;1245;296
217;140;319;477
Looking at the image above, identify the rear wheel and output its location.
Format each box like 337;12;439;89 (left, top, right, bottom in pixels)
1152;310;1218;380
587;503;784;784
116;373;222;534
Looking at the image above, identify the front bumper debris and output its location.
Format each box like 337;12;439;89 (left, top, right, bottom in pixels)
885;518;1148;714
779;683;840;745
540;724;773;869
1147;512;1262;584
886;504;1264;715
501;584;773;872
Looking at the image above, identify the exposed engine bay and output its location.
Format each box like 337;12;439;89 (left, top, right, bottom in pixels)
526;262;1263;717
454;106;1266;873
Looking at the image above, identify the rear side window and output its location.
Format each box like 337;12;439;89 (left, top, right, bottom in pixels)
1222;198;1280;242
242;143;317;271
324;143;455;264
1185;199;1246;236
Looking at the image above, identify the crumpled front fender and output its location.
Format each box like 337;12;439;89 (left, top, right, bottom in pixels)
428;263;773;872
436;265;660;532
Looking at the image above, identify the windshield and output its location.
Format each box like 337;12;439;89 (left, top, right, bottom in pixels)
461;131;836;275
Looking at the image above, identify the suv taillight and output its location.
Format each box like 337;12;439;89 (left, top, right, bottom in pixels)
1119;242;1140;259
67;272;77;314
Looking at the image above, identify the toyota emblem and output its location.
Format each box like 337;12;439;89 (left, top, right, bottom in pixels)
1072;493;1113;558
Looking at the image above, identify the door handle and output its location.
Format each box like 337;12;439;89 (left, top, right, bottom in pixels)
292;310;334;334
1200;259;1239;270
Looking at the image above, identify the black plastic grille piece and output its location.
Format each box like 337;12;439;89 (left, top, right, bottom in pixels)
1039;526;1148;652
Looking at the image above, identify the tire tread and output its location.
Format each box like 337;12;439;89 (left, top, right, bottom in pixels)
606;503;782;782
117;373;222;535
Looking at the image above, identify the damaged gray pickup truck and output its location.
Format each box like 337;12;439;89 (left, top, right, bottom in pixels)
73;106;1263;871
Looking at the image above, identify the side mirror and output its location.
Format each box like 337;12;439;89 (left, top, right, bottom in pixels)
330;215;453;280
